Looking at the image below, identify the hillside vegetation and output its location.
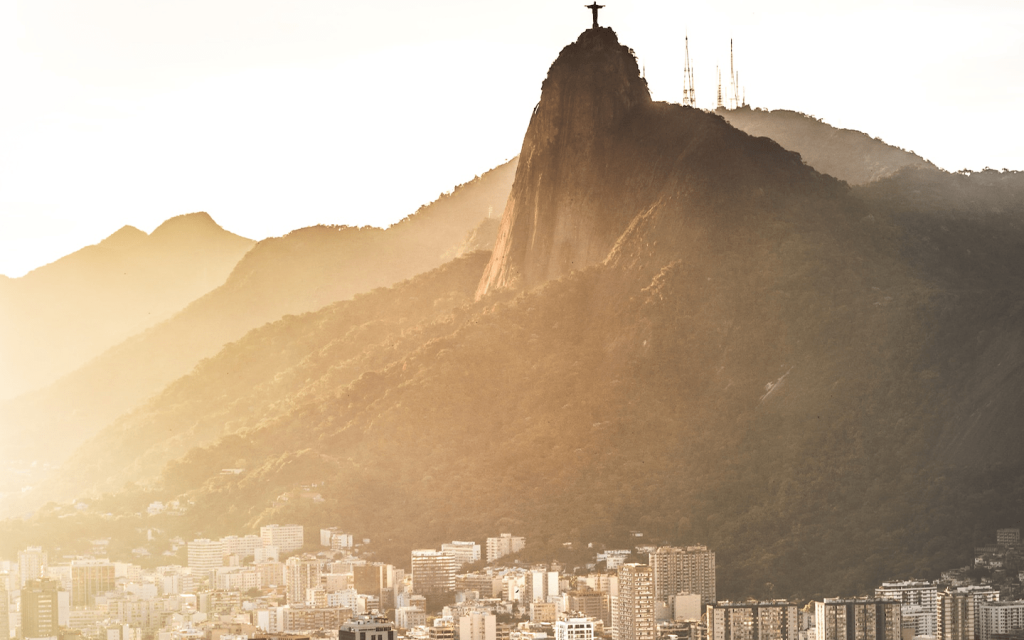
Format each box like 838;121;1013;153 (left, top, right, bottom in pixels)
720;106;935;185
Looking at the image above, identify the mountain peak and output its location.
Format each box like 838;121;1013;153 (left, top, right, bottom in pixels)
99;225;147;249
478;29;651;296
540;28;651;138
150;211;225;239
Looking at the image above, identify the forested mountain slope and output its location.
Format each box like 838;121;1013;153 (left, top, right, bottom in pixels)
720;106;935;185
0;160;516;482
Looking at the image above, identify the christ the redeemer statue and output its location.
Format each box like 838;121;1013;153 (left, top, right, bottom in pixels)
586;3;605;29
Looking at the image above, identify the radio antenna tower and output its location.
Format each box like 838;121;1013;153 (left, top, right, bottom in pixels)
682;34;696;107
716;66;723;109
729;39;737;109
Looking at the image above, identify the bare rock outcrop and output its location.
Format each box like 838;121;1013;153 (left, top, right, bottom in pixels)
478;28;651;295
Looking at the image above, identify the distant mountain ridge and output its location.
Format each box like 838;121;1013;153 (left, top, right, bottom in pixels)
0;159;517;476
719;106;935;185
0;212;254;402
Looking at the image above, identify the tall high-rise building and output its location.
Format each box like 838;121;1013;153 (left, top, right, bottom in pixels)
875;581;938;638
708;602;799;640
486;534;525;563
19;548;48;588
411;550;455;596
22;579;59;639
70;560;115;608
441;542;481;568
979;601;1024;640
526;570;560;603
0;584;9;640
815;599;902;640
460;612;496;640
187;538;226;581
940;591;971;640
284;556;321;605
649;547;716;607
617;564;655;640
261;524;305;556
940;587;999;640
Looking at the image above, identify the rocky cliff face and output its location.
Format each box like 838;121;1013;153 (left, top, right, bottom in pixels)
478;28;651;295
477;29;851;298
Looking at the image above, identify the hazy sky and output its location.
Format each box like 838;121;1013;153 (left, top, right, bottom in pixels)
1;0;1022;277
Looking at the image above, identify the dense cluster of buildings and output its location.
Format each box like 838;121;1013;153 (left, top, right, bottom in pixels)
2;526;1023;640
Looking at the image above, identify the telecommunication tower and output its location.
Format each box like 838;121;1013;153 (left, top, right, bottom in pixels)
729;39;737;109
682;34;696;107
716;66;723;109
728;39;747;108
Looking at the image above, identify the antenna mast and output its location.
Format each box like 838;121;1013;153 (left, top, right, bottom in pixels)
729;39;736;109
716;66;723;109
682;34;696;107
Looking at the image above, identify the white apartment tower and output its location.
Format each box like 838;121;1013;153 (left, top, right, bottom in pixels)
0;584;9;640
320;528;354;550
411;550;456;595
18;547;47;587
875;581;938;638
442;542;481;568
939;586;999;640
557;617;596;640
220;535;263;559
979;601;1024;640
284;555;321;605
526;570;560;603
486;534;525;563
460;612;497;640
261;524;304;555
617;564;655;640
649;546;717;607
187;538;225;581
396;607;427;630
